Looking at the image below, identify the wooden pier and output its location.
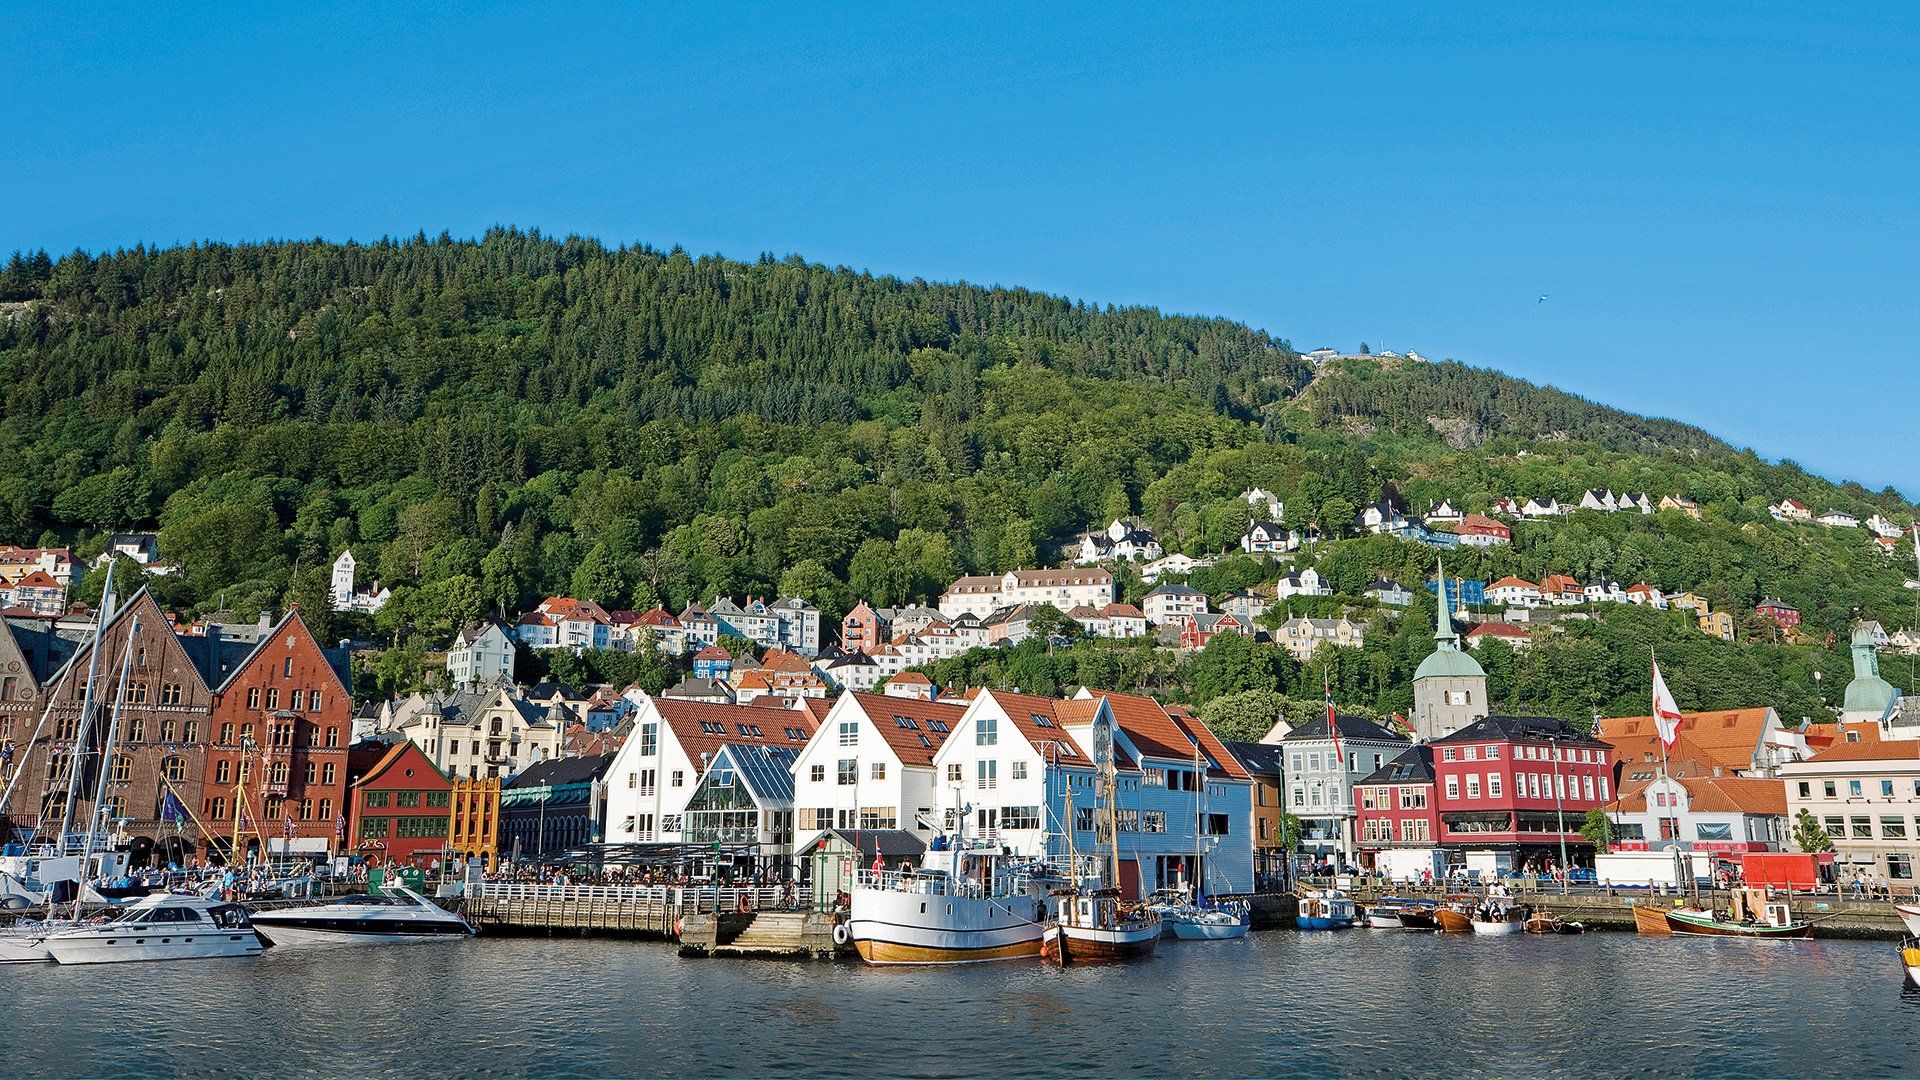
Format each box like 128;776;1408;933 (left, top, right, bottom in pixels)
465;883;795;941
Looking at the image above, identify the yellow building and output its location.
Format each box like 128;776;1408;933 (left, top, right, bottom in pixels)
449;776;502;870
1698;610;1735;641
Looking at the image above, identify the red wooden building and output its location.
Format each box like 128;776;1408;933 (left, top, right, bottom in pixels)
1754;599;1801;632
348;740;455;868
1356;745;1440;852
1429;716;1614;870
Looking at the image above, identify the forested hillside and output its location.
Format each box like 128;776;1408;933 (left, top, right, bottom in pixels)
0;231;1913;719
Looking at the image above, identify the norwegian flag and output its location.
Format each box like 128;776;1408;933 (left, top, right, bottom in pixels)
284;815;296;838
1651;657;1684;748
335;813;346;839
1325;678;1343;765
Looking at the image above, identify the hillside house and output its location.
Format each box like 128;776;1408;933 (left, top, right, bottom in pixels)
1454;514;1511;547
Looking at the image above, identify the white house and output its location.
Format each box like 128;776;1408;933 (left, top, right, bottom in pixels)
603;695;821;844
1623;583;1669;609
789;691;966;856
1769;499;1812;522
446;620;517;687
928;688;1254;897
1275;567;1330;599
330;550;390;614
1142;583;1209;626
1073;519;1163;564
1241;487;1285;521
1578;489;1619;513
1361;579;1414;607
1866;514;1905;539
1486;577;1542;608
937;568;1116;619
1608;774;1788;854
386;685;565;780
1817;509;1860;529
769;597;824;656
1520;497;1563;518
1240;520;1298;556
1140;553;1211;585
1221;589;1271;625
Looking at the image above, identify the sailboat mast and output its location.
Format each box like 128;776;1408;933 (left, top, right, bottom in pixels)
75;616;138;917
56;564;118;841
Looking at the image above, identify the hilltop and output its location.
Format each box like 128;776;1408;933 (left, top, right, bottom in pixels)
0;231;1913;719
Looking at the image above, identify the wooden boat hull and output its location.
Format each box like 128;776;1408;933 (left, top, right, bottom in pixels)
1397;908;1440;931
1523;915;1562;935
854;937;1043;965
1632;904;1674;936
848;885;1048;966
1363;909;1403;929
1042;920;1161;963
1666;909;1813;939
1434;908;1474;933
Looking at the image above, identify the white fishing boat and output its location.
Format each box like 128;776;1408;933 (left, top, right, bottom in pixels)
1169;902;1250;940
43;893;266;964
250;887;473;945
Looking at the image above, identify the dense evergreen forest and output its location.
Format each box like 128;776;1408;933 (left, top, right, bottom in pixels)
0;230;1913;722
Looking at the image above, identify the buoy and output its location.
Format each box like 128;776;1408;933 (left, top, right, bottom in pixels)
832;922;851;946
674;917;685;938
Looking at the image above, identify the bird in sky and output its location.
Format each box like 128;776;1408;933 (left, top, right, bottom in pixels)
1537;295;1549;303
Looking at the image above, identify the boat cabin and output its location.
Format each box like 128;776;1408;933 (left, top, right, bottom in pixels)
1728;887;1793;929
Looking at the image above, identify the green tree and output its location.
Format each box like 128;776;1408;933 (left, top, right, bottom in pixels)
1793;808;1834;853
1579;807;1613;854
1189;631;1293;702
1198;689;1290;742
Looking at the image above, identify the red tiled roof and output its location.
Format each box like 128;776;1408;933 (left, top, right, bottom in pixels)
1083;689;1251;781
847;691;965;766
1807;722;1920;763
651;697;818;766
1489;576;1538;590
1464;622;1529;640
1616;775;1788;815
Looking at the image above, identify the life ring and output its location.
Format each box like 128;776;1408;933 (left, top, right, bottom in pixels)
675;917;686;938
832;922;851;946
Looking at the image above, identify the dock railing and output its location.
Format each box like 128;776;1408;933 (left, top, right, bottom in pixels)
472;882;790;913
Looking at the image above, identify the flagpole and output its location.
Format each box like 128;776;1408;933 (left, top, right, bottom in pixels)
1651;646;1675;845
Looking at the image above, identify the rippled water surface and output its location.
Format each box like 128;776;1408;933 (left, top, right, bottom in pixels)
1;930;1916;1077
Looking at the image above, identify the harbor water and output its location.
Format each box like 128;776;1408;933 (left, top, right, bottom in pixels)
2;930;1917;1077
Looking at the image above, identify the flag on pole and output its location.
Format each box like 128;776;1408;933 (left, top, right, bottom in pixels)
1650;657;1683;748
284;815;295;838
159;789;186;824
335;813;346;839
1325;678;1343;764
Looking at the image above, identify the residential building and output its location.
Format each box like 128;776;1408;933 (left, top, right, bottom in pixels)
1274;616;1364;662
1578;489;1619;513
1769;499;1812;522
601;695;819;845
1755;599;1801;632
6;571;65;617
1088;603;1148;639
1361;579;1414;607
1355;746;1440;862
1538;574;1584;606
1430;715;1614;866
1223;740;1286;881
1659;495;1702;518
446;620;517;687
1355;498;1413;535
1817;509;1860;529
769;597;824;657
1274;567;1330;599
1623;583;1668;609
1277;715;1410;861
1698;611;1735;641
1142;583;1208;626
1073;519;1162;564
1865;513;1905;539
1486;577;1542;608
1221;589;1270;625
840;601;889;654
1425;499;1463;523
1608;775;1787;854
936;568;1115;619
1463;622;1531;650
789;690;965;858
1454;514;1511;547
0;545;79;590
1520;497;1563;518
1779;722;1920;884
384;686;565;779
516;596;614;651
1180;612;1246;650
1240;521;1298;555
693;645;732;681
1140;553;1212;584
1241;487;1285;521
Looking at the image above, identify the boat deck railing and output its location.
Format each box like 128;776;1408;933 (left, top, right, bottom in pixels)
472;882;789;912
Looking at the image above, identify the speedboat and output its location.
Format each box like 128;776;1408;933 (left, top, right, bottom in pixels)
1396;901;1441;931
1042;887;1161;963
1364;897;1431;929
43;893;265;964
1902;936;1920;987
249;887;473;945
1296;889;1355;930
1167;899;1250;940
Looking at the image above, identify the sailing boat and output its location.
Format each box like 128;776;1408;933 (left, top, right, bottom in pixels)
1160;734;1248;940
1042;708;1160;963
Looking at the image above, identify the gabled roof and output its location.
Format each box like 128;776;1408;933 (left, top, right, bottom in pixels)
1615;775;1787;816
1804;722;1920;763
1221;740;1282;779
972;689;1113;770
1358;745;1435;786
506;753;614;790
1284;714;1408;744
649;696;819;766
798;828;928;860
1144;583;1204;598
1596;708;1774;773
845;691;965;766
1080;689;1250;781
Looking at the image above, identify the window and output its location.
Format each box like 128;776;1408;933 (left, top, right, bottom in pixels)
1488;775;1502;799
298;798;314;821
183;721;197;742
1851;816;1873;839
871;762;886;781
1141;810;1167;833
325;726;339;748
283;657;293;678
1797;782;1810;798
1890;854;1914;881
977;760;997;789
109;755;132;783
128;718;145;743
1400;788;1426;810
1205;813;1229;836
1012;761;1028;781
639;770;656;796
977;716;998;746
291;690;304;711
638;723;657;755
1824;781;1837;798
1695;822;1733;841
247;687;261;710
360;816;389;839
364;790;390;808
1849;780;1863;798
810;764;825;783
396;791;420;808
1441;748;1457;762
1484;746;1500;760
1823;815;1844;837
838;759;857;786
322;763;335;785
1883;780;1897;798
304;761;316;784
858;807;897;830
1466;776;1481;799
1881;817;1907;839
1463;747;1477;761
1002;806;1042;831
214;758;232;784
161;757;186;783
265;688;279;710
310;691;323;713
425;791;449;808
318;799;331;822
948;763;963;782
839;721;858;747
672;770;684;788
1446;777;1460;800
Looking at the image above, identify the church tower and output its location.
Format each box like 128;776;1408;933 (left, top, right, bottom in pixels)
1411;563;1488;742
1840;619;1900;725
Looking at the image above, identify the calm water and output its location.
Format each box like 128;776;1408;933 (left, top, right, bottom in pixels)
2;930;1917;1077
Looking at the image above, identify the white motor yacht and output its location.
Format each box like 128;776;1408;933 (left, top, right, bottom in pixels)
43;893;265;964
249;887;473;945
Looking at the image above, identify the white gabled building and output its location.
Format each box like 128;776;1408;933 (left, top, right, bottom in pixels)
937;568;1116;619
603;695;821;844
789;691;966;857
1240;521;1298;556
446;619;517;687
928;688;1254;897
1142;583;1208;626
1275;567;1330;599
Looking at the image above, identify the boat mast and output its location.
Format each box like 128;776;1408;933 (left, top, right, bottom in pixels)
1192;733;1204;901
55;564;118;845
74;615;138;918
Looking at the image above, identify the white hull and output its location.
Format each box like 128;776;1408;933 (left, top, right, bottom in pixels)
46;931;262;964
1471;919;1524;936
848;886;1048;965
0;924;65;963
251;924;468;946
1896;903;1920;937
1169;917;1249;940
1364;912;1404;929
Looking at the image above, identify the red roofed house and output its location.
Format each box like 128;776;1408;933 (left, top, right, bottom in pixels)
1538;574;1585;606
1607;774;1788;854
1462;622;1531;650
790;690;969;875
1485;577;1541;608
1454;514;1512;547
346;740;497;870
1755;598;1801;632
6;569;65;617
1596;707;1805;783
883;671;937;700
1778;722;1920;884
602;694;819;847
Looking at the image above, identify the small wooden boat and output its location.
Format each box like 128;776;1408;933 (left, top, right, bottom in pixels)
1396;904;1441;931
1470;903;1528;936
1664;888;1812;939
1524;910;1585;935
1434;902;1475;934
1363;906;1403;929
1295;889;1356;930
1902;936;1920;987
1042;889;1161;963
1632;903;1675;935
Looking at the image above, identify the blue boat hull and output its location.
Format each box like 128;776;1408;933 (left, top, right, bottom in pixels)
1296;916;1350;930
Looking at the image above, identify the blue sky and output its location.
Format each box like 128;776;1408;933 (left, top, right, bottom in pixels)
5;3;1915;494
